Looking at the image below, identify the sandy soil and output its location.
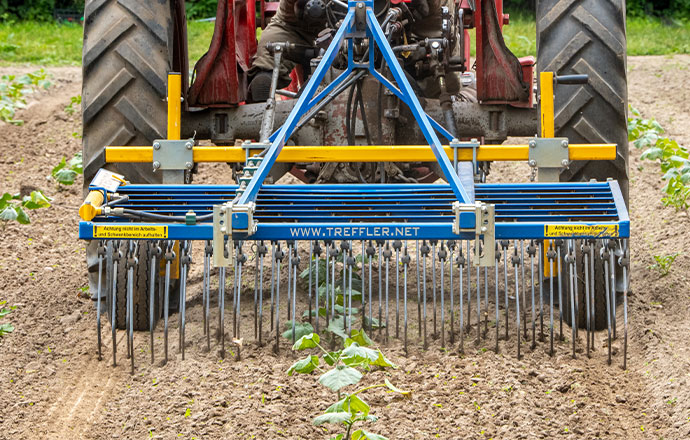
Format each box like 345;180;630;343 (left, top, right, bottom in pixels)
1;55;689;439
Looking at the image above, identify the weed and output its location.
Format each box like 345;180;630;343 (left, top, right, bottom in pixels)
648;253;679;276
0;190;52;229
0;69;52;125
50;151;83;186
64;94;81;115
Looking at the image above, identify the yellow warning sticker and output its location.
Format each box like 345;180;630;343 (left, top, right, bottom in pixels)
93;225;168;239
545;224;619;238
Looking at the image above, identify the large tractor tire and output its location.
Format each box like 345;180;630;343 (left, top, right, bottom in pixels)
82;0;184;330
537;0;628;331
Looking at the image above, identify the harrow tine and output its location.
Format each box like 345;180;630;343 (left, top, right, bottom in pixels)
402;244;410;355
258;242;268;346
621;239;629;370
590;240;596;350
603;243;612;365
111;241;120;367
501;240;510;341
360;240;365;330
287;242;293;323
394;240;402;339
180;241;191;361
448;241;455;345
96;241;105;361
127;241;138;374
341;241;349;334
484;267;489;340
383;242;391;343
466;240;471;332
274;243;284;354
538;241;545;342
293;246;300;342
520;241;527;340
347;247;354;336
556;240;564;342
367;241;375;332
512;247;521;359
254;242;260;339
219;266;226;359
494;244;500;354
331;244;339;327
308;241;313;325
421;241;429;349
270;242;276;332
377;240;384;338
528;241;537;349
204;241;212;350
567;242;576;359
572;240;579;340
438;242;446;348
547;243;556;357
150;241;161;363
236;244;246;340
458;245;465;354
608;240;617;340
431;240;437;339
583;241;591;357
476;264;480;346
163;241;173;364
416;241;421;338
315;242;322;333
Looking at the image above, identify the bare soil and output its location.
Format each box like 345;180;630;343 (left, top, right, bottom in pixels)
1;56;689;439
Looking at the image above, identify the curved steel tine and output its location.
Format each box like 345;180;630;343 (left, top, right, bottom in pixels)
567;242;576;359
150;241;161;363
458;244;465;354
438;242;446;348
421;241;429;349
274;243;284;354
287;242;293;325
583;241;591;357
621;239;629;370
547;243;556;357
331;243;339;328
416;240;421;338
494;243;500;354
378;240;385;340
383;242;391;344
219;266;226;359
484;266;488;340
527;241;537;349
308;241;314;326
236;244;246;340
346;246;354;336
448;240;455;345
258;242;268;346
603;241;612;365
608;240;617;340
293;246;300;342
205;242;212;351
367;241;375;332
341;241;349;334
501;240;509;341
96;241;105;361
125;242;131;361
556;239;564;342
324;241;332;327
520;241;527;340
106;241;117;367
402;244;410;355
163;241;173;364
431;240;437;339
315;241;322;334
128;241;138;374
393;240;402;339
571;240;579;340
512;247;521;359
270;242;276;332
538;241;545;342
466;240;471;332
476;263;480;346
180;241;190;361
254;242;260;339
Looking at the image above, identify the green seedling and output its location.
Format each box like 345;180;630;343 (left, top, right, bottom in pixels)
648;253;679;276
0;190;51;229
0;69;52;125
288;330;408;440
0;300;16;336
64;94;81;115
50;151;83;186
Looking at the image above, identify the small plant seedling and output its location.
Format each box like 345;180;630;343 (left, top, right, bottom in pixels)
288;330;409;440
50;151;83;186
648;253;679;277
0;300;16;337
0;190;52;230
64;94;81;115
0;69;52;125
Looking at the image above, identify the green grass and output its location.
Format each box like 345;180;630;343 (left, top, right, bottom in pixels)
0;15;687;67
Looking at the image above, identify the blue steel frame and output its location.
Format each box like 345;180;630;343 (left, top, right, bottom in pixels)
237;0;472;218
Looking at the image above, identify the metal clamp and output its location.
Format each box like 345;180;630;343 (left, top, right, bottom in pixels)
450;138;480;177
452;201;495;267
528;136;570;182
212;202;233;267
152;139;194;171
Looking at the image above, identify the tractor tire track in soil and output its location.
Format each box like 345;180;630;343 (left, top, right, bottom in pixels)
0;56;689;439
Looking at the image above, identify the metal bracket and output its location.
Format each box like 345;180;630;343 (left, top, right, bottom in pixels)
452;201;495;267
528;137;570;182
152;139;194;171
212;203;233;267
450;138;480;177
231;202;257;236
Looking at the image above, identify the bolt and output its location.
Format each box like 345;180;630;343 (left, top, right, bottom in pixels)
221;226;226;233
153;142;161;150
561;140;569;149
561;159;569;167
431;41;440;49
185;161;193;170
529;140;536;148
185;142;193;150
528;160;536;167
357;2;363;8
481;226;487;233
153;161;160;170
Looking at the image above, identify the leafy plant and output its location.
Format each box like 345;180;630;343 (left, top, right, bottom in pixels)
50;151;83;186
648;253;679;277
289;330;408;440
0;69;52;125
64;94;81;115
629;106;690;211
0;190;52;229
0;300;15;337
